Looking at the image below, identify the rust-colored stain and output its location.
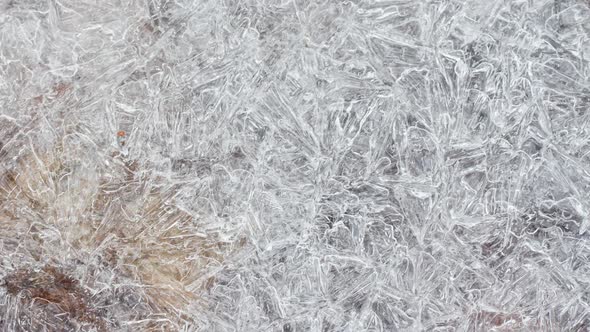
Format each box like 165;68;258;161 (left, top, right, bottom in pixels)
0;135;235;331
117;130;127;147
3;266;107;331
52;83;71;98
32;95;44;105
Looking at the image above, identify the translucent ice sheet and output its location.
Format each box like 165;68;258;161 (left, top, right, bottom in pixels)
1;0;590;331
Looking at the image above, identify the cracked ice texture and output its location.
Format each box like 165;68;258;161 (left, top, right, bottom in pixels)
1;0;590;331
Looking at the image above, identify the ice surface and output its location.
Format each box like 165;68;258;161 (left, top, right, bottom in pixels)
1;0;590;331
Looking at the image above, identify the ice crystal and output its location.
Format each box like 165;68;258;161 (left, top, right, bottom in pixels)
1;0;590;331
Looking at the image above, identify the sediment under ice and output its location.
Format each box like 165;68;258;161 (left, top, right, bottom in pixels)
1;0;590;331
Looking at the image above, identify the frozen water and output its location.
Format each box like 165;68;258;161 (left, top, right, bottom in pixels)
1;0;590;331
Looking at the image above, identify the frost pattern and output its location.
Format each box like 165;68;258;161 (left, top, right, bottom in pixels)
1;0;590;331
